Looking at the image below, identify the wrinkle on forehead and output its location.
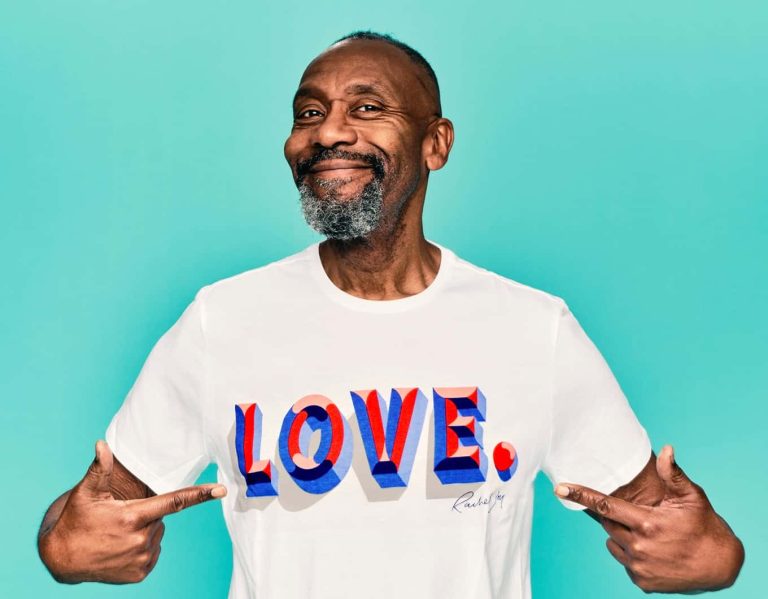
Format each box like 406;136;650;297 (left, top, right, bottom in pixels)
297;40;440;117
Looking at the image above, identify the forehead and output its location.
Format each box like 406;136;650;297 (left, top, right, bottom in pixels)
295;40;431;109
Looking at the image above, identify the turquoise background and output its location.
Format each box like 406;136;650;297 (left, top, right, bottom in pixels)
2;1;765;597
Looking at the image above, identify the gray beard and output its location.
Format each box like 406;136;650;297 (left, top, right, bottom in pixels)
298;177;385;241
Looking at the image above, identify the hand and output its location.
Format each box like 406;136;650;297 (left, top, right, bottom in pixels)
555;445;744;593
39;440;227;584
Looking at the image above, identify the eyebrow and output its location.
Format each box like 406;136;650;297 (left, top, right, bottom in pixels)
292;81;395;108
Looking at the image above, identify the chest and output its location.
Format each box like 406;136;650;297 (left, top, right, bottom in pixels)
202;312;553;505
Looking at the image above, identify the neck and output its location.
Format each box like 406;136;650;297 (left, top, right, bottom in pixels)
318;198;441;301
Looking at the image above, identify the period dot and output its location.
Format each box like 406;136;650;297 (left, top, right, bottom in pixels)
493;442;518;481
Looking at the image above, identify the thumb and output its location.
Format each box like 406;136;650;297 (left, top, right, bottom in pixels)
79;440;114;496
656;445;695;498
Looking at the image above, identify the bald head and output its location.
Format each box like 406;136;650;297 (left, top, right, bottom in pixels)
330;31;442;116
299;36;442;120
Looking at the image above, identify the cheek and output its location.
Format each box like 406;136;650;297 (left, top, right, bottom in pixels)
283;131;307;166
283;136;295;163
386;134;423;182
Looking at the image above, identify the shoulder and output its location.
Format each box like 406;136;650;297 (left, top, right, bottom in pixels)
446;246;567;318
193;244;316;311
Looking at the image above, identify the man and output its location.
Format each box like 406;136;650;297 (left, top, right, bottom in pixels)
37;31;744;598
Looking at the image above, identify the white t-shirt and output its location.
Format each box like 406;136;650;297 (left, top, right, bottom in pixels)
105;240;651;599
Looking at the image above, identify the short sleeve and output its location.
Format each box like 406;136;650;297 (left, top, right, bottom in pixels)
541;303;652;510
105;293;211;494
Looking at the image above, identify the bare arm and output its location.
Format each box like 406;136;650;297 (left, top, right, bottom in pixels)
558;445;744;593
37;440;226;584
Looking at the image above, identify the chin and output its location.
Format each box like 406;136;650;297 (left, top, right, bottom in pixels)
315;188;367;205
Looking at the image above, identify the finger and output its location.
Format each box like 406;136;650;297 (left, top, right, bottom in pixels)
79;440;114;497
144;545;161;575
146;520;165;549
656;445;695;498
606;537;630;567
602;519;633;549
128;483;227;524
555;483;647;528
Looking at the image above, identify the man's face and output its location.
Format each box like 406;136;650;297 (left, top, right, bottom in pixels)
284;40;440;241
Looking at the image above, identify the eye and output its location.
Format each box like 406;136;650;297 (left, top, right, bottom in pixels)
295;108;323;120
353;104;383;116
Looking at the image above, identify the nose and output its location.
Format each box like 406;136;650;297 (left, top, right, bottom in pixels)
312;100;358;148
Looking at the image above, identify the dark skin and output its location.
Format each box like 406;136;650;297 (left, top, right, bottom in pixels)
562;446;744;593
37;441;226;583
284;39;454;300
38;39;744;590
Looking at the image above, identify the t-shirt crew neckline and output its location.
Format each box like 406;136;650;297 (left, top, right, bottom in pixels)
308;239;456;313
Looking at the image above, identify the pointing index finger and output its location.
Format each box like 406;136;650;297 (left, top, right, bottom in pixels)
128;483;227;525
555;483;647;528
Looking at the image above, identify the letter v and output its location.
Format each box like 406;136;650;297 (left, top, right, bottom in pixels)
351;388;427;488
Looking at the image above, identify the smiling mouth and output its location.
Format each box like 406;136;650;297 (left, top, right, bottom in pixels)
308;160;373;175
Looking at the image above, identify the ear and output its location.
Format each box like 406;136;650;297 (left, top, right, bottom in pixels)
422;118;455;171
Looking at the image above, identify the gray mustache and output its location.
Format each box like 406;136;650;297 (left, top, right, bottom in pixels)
296;149;385;181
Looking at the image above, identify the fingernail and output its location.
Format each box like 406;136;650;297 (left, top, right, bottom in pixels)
554;484;570;498
211;486;227;498
669;446;675;464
